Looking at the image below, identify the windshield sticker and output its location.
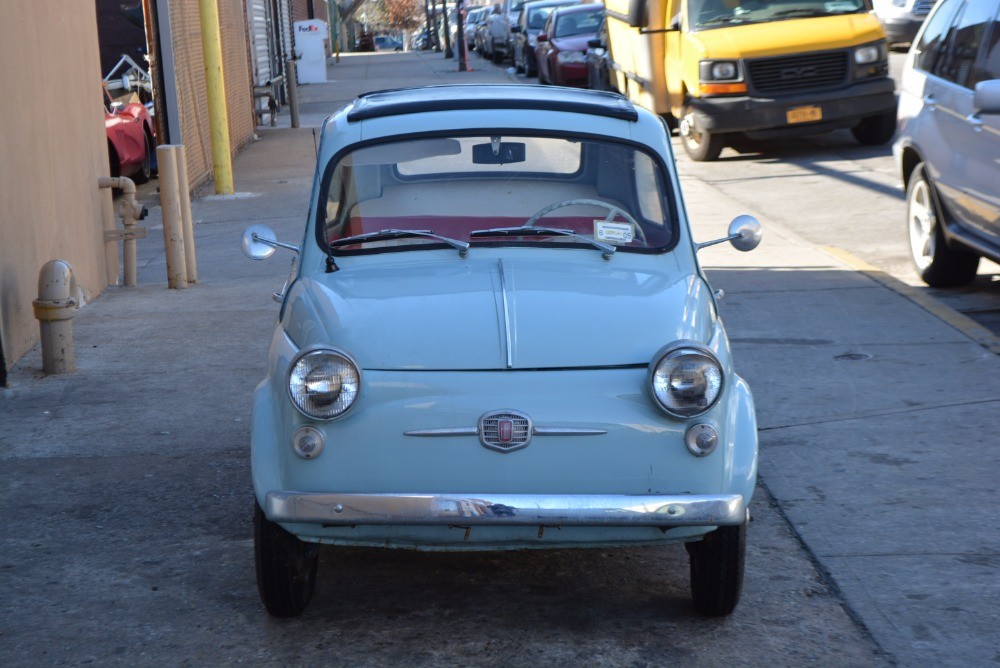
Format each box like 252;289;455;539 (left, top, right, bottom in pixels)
595;221;634;244
824;1;856;11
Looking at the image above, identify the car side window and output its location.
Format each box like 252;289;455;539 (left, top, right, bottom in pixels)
936;0;997;87
913;0;964;75
975;4;1000;80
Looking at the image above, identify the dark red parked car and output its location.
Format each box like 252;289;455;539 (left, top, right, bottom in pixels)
104;87;155;184
535;3;605;87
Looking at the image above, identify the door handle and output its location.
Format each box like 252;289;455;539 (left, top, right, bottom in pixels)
966;113;984;131
922;95;936;110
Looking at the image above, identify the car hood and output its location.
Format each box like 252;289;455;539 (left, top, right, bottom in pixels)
552;33;595;52
689;14;884;59
285;255;715;371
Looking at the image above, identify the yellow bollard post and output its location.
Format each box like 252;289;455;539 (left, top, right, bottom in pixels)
198;0;234;195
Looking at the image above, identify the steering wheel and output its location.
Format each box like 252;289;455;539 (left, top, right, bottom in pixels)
523;198;646;243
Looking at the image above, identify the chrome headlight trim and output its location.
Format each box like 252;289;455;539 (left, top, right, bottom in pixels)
647;341;725;419
287;346;361;420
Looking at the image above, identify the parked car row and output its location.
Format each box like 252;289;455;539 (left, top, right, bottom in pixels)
466;0;615;91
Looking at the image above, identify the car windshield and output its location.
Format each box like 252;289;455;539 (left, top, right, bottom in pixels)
528;7;555;29
554;9;605;37
688;0;865;30
319;134;676;255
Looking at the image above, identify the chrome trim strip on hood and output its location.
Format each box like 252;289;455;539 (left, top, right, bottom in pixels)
498;258;513;369
404;426;608;437
265;491;746;527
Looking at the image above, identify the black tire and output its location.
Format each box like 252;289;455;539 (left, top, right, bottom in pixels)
680;110;725;161
492;46;503;64
254;502;318;617
107;140;121;178
133;131;152;185
905;164;979;287
851;110;896;145
686;519;746;617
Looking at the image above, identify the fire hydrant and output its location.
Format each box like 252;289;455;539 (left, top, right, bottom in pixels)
98;176;147;287
32;260;78;374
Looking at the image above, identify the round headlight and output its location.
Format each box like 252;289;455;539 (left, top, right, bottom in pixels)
648;344;723;418
288;348;360;419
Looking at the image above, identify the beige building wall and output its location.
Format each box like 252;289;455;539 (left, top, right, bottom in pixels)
0;2;116;372
168;0;256;189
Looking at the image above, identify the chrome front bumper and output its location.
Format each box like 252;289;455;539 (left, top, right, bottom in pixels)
265;492;746;527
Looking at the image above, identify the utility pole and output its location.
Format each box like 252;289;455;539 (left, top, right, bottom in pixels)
456;0;468;72
424;0;434;49
441;0;453;58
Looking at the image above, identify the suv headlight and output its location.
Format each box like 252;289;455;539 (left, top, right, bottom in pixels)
288;348;361;419
648;343;724;418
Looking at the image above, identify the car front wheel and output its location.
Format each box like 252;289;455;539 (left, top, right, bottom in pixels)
686;517;746;616
134;131;152;185
253;501;318;617
906;164;979;287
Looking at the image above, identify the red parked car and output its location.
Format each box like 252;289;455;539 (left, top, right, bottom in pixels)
104;87;155;184
535;3;605;87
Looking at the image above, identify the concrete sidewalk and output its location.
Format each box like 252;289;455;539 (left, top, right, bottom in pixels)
2;51;997;666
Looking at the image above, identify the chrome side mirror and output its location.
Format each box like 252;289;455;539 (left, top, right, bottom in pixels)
696;215;763;253
241;224;300;260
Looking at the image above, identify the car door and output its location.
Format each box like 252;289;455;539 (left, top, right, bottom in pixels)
923;0;1000;241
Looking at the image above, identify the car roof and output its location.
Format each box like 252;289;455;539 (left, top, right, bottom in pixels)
523;0;585;8
346;84;637;123
552;2;604;15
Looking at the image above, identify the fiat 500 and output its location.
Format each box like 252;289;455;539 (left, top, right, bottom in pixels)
242;85;762;618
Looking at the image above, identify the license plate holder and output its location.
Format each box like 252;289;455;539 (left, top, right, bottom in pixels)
786;105;822;124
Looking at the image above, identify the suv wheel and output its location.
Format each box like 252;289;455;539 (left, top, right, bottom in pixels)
906;164;979;287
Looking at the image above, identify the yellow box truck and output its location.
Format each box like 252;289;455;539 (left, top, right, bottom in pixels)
604;0;897;160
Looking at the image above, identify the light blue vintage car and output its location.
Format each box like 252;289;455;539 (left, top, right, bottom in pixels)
242;85;762;618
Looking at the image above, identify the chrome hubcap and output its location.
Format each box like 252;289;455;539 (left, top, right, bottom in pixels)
907;179;935;270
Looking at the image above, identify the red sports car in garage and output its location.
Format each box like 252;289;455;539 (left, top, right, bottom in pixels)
104;87;155;184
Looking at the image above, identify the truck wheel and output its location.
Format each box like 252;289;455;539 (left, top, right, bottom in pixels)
906;164;979;287
851;111;896;145
686;519;746;616
254;502;318;617
680;111;724;161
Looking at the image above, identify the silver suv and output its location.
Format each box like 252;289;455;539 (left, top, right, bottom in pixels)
895;0;1000;287
873;0;940;46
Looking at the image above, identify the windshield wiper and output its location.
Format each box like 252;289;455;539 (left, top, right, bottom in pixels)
469;226;616;260
696;14;750;26
770;8;840;17
329;229;470;256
